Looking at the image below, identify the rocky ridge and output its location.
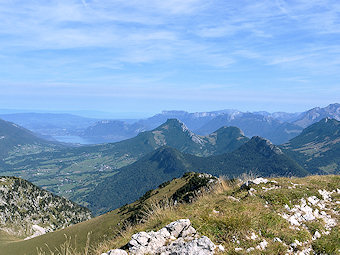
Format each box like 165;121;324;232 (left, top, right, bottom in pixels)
0;176;91;239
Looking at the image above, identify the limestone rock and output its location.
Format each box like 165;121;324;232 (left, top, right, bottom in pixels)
104;219;219;255
158;236;216;255
106;249;128;255
240;178;272;190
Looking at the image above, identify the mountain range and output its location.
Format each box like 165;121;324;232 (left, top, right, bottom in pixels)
292;103;340;128
0;108;340;254
86;135;307;214
0;119;249;206
1;103;340;145
1;113;340;215
79;103;340;144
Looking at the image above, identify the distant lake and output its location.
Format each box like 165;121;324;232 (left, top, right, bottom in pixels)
52;135;96;145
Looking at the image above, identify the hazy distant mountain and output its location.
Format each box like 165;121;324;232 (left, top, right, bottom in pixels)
87;136;306;214
0;113;99;138
82;120;146;143
82;109;306;145
195;112;303;144
282;118;340;174
3;104;339;145
293;103;340;128
254;111;302;123
0;118;61;158
81;110;241;143
136;110;239;130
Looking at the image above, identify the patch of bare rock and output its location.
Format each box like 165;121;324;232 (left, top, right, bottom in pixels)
102;219;223;255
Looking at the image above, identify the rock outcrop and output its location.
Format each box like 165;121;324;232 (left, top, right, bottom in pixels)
103;219;221;255
0;176;92;239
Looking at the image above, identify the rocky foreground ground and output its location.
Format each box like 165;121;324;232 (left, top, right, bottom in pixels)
99;176;339;255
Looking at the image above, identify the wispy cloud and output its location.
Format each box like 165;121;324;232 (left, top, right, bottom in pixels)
0;0;339;112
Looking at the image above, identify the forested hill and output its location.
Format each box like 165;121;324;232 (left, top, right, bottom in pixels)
86;136;307;215
282;118;340;174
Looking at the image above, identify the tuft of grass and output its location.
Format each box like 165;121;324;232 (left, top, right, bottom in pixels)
36;233;91;255
312;227;340;254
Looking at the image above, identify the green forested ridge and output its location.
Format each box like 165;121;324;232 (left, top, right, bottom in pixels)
282;118;340;174
2;117;340;218
86;136;307;215
0;118;248;206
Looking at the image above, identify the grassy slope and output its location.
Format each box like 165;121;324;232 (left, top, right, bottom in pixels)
95;175;340;255
2;174;338;255
0;173;197;255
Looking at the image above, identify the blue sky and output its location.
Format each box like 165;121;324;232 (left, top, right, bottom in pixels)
0;0;340;117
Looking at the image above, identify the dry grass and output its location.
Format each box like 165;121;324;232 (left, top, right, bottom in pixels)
92;177;234;254
30;175;340;255
36;232;91;255
92;175;340;255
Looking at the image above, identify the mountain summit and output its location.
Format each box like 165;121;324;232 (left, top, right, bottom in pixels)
293;103;340;128
86;135;306;214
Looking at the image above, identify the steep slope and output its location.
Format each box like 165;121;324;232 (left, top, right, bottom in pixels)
0;118;61;158
0;176;91;241
293;103;340;128
0;173;216;255
196;112;303;144
282;118;340;174
1;119;247;205
4;175;339;255
86;137;306;214
99;175;340;255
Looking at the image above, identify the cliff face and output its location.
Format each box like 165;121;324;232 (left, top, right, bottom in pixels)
0;176;91;239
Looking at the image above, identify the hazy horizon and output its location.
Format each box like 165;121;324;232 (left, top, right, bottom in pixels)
0;102;338;119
